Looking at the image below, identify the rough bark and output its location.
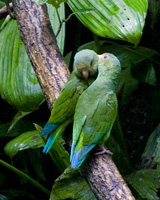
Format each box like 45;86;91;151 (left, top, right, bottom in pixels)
12;0;70;109
81;154;135;200
12;0;135;199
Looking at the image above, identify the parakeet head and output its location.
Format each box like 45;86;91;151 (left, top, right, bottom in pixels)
98;53;121;76
73;49;99;80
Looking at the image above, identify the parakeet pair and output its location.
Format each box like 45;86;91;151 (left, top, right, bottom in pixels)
70;53;121;168
41;50;121;169
41;49;99;153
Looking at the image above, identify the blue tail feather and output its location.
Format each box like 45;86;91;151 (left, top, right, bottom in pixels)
71;144;96;168
41;122;59;137
42;136;53;153
70;143;75;162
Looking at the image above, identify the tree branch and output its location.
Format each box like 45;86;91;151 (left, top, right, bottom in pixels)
12;0;70;110
81;154;135;200
12;0;135;199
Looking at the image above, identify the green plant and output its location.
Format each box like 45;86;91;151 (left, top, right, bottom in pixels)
0;0;160;199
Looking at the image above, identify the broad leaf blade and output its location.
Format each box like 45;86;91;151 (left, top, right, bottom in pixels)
47;0;68;8
155;137;160;165
50;167;97;200
4;130;44;158
47;3;65;53
127;169;160;200
142;123;160;168
0;20;44;112
68;0;148;45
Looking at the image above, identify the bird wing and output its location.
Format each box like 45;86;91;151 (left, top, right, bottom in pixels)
49;75;87;124
41;75;87;137
71;91;117;168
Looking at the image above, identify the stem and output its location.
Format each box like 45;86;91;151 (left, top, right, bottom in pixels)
0;159;50;196
55;7;63;37
55;12;76;37
55;7;61;25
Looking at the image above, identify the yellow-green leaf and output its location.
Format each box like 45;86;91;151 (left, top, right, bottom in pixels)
0;20;44;112
68;0;148;45
4;130;44;158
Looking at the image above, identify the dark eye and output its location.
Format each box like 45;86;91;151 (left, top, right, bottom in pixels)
104;55;108;59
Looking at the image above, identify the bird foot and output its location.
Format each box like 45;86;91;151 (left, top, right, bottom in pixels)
94;146;113;156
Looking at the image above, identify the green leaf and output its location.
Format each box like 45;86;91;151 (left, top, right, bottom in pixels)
101;41;159;69
68;0;148;45
0;120;36;138
50;167;97;200
7;111;31;133
47;0;68;8
73;8;94;14
34;0;67;8
33;123;43;132
148;0;160;27
105;135;131;174
67;40;159;69
48;136;70;172
117;67;139;106
0;20;44;112
155;136;160;165
126;169;160;200
4;130;44;158
0;194;8;200
47;3;65;53
142;123;160;168
131;60;157;86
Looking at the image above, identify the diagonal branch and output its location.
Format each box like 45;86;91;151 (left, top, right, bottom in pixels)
12;0;70;110
12;0;135;199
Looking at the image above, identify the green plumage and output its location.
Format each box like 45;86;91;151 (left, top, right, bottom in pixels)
70;53;121;168
41;49;99;153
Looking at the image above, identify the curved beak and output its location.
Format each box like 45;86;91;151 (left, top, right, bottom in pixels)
82;70;89;81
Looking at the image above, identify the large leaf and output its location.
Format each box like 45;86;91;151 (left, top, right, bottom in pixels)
68;0;148;45
50;167;97;200
4;129;44;158
47;0;68;8
47;3;65;53
142;123;160;168
0;3;65;111
33;0;67;8
65;40;158;105
4;123;70;172
0;120;36;138
126;168;160;200
155;137;160;165
148;0;160;28
67;40;159;69
0;20;44;112
0;3;65;128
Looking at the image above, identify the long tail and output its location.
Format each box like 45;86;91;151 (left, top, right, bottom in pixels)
42;118;73;153
42;127;62;153
41;122;59;137
70;143;96;168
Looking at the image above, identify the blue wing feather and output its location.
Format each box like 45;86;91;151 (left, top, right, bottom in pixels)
41;122;59;137
70;128;111;168
71;144;96;168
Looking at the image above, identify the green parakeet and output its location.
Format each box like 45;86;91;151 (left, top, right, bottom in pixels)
41;49;99;153
70;53;121;168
